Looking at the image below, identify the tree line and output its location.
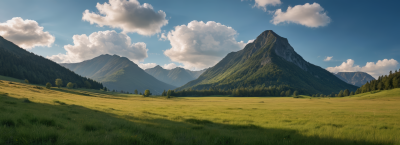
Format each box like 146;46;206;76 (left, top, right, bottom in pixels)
164;85;301;97
312;69;400;97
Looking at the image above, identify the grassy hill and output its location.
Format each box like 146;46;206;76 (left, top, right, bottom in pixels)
60;54;176;94
1;78;399;144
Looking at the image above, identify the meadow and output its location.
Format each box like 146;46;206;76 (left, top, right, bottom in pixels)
0;79;399;144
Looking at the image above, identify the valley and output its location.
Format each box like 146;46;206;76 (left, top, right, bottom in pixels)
1;79;399;144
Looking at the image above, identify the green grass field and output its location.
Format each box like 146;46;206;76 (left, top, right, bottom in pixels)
0;79;399;145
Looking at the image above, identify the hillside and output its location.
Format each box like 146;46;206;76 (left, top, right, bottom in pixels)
60;54;176;94
335;72;375;87
0;36;103;89
178;30;358;94
145;66;207;87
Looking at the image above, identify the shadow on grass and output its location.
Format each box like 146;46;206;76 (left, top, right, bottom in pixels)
0;94;394;145
52;88;92;96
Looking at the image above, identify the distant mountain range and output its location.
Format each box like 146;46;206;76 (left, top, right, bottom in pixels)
0;36;103;89
177;30;358;94
335;72;375;87
60;54;176;94
145;65;207;87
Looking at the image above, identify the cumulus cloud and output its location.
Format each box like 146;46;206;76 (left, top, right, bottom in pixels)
138;63;157;70
326;59;399;78
247;39;255;44
159;33;167;41
47;30;148;63
271;3;331;28
164;20;248;70
0;17;55;49
82;0;168;36
324;56;333;61
254;0;281;11
163;63;178;70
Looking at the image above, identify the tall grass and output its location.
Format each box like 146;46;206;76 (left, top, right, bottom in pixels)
0;80;399;144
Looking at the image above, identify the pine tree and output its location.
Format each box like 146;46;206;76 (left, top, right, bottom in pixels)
343;89;349;96
167;90;171;98
392;77;399;88
338;90;344;97
134;89;138;94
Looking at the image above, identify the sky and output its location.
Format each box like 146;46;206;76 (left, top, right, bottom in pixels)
0;0;399;78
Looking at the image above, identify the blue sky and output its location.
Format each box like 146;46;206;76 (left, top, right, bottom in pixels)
0;0;399;77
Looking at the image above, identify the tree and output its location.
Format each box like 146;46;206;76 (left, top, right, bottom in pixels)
280;91;285;97
55;79;63;88
320;94;324;97
343;89;349;96
134;89;138;94
144;90;150;97
67;82;74;89
350;91;354;96
338;90;344;97
104;87;108;92
24;79;29;84
46;82;52;89
293;91;298;97
167;90;172;98
377;82;384;90
393;77;399;88
384;78;392;90
84;81;91;89
285;90;291;97
162;90;167;96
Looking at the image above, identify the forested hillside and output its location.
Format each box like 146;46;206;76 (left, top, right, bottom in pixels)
0;36;103;89
176;30;358;96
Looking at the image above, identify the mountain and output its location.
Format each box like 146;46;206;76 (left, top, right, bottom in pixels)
0;36;103;89
335;72;375;87
145;66;207;87
177;30;358;94
60;54;176;94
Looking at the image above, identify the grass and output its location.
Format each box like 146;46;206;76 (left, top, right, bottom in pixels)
0;80;399;144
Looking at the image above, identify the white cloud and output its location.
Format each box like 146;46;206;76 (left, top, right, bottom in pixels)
0;17;55;49
163;63;178;70
159;33;167;41
254;0;281;11
247;39;255;44
164;20;248;70
271;3;331;28
82;0;168;36
326;59;399;78
138;63;157;70
324;56;333;61
47;30;148;63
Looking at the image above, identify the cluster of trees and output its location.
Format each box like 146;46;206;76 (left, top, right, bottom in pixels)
355;70;400;93
0;46;103;89
170;85;301;97
161;90;173;98
311;89;354;97
314;69;400;97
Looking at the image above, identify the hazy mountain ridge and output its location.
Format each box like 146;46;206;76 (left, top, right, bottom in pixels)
335;72;375;87
177;30;358;94
0;36;103;89
145;66;207;87
60;54;176;94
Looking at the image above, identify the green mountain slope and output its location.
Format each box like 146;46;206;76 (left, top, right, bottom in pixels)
60;54;176;94
145;66;207;87
0;36;103;89
178;30;358;94
335;72;375;87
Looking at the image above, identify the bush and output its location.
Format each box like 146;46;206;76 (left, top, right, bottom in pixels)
46;82;52;89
